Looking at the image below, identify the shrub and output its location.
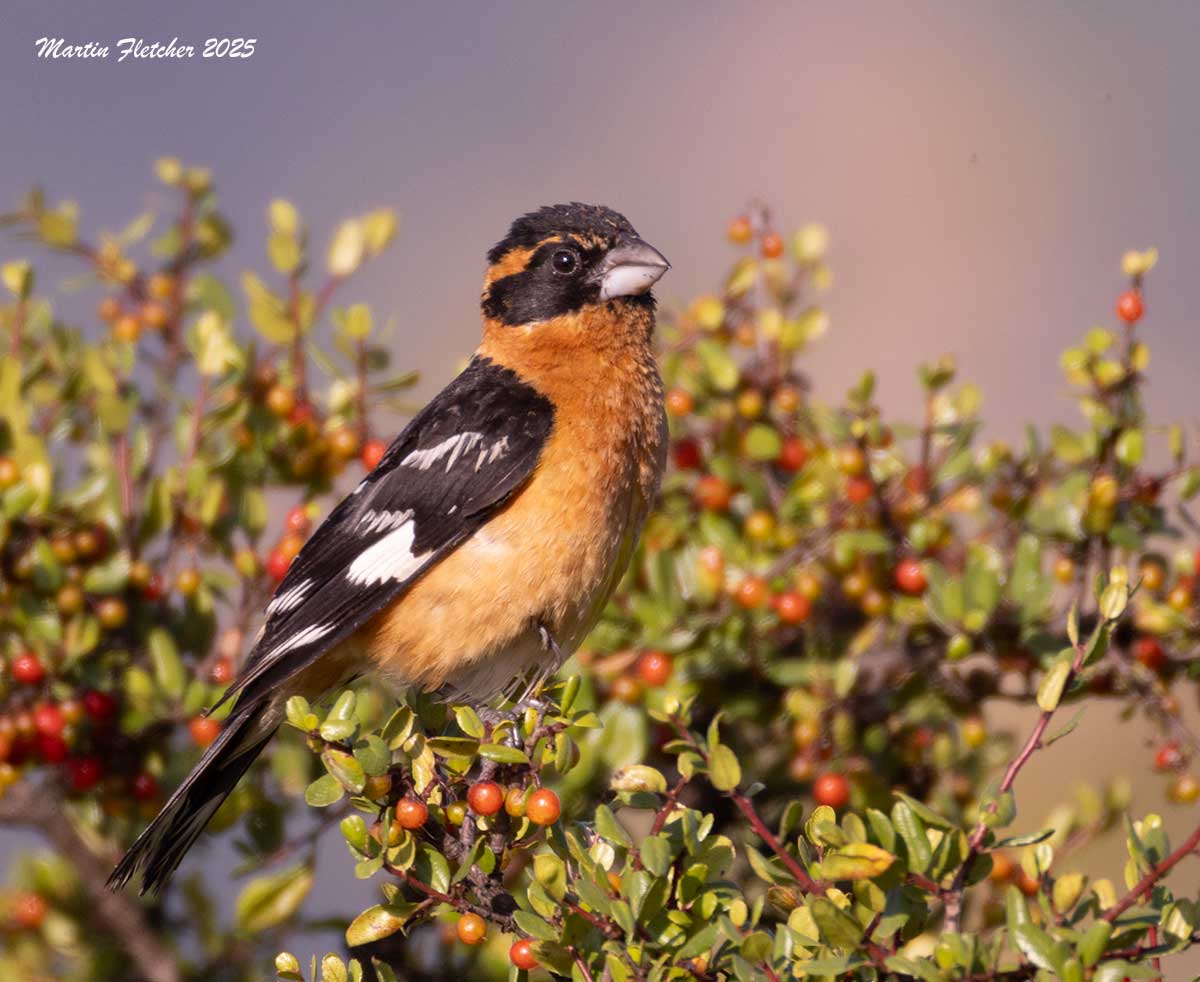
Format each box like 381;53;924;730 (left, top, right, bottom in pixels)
0;172;1196;982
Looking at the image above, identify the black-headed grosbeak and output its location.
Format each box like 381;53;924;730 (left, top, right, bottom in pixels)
109;203;670;893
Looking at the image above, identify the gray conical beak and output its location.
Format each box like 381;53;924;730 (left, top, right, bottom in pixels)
596;237;670;300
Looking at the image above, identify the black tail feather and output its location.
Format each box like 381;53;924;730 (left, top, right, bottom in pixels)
107;702;277;895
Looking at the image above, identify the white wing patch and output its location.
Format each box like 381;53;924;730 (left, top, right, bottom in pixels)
475;435;509;471
357;508;413;535
346;519;430;586
266;578;312;615
403;432;483;472
264;621;336;659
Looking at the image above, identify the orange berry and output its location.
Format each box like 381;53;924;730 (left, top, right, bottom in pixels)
812;772;850;809
761;232;784;259
526;788;561;826
277;534;305;563
176;568;201;597
97;296;122;322
1116;289;1144;324
727;215;753;245
835;445;866;476
11;892;47;930
147;273;175;300
189;716;221;748
666;388;694;416
467;781;504;816
285;505;311;536
395;797;429;830
735;576;769;610
265;385;296;418
610;674;643;704
636;650;673;686
210;658;235;685
328;427;360;459
510;939;538;970
1168;774;1200;804
1155;742;1184;772
989;852;1014;882
113;313;141;343
504;786;527;818
141;301;170;330
456;912;487;945
694;475;733;511
96;597;128;629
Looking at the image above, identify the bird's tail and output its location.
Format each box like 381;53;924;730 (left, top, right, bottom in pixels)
107;699;278;894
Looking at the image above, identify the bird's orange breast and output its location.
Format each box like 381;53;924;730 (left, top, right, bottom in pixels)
356;305;666;700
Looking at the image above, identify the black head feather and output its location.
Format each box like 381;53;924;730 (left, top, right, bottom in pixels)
487;203;639;264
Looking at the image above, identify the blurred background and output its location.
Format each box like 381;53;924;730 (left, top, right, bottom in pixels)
3;0;1199;975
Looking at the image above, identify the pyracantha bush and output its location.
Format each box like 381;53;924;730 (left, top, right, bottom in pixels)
0;171;1197;982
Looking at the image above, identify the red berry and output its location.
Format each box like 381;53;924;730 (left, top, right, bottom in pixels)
894;558;928;596
11;652;45;686
32;703;64;738
1116;289;1144;324
845;476;873;505
394;797;429;830
761;232;784;259
1133;636;1167;672
467;781;504;816
67;756;103;792
82;689;117;722
361;439;387;471
778;437;808;472
266;550;291;582
673;438;703;470
189;716;221;748
285;504;311;535
510;939;539;970
456;912;487;945
131;772;159;801
287;402;315;427
636;650;673;686
813;772;850;809
1155;742;1184;772
141;573;165;601
210;658;234;685
526;788;561;826
776;591;812;625
36;734;69;763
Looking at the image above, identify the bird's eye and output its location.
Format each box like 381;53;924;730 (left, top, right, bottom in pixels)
551;249;578;275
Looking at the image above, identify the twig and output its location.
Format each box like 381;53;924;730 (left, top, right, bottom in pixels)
0;780;180;982
1102;821;1200;924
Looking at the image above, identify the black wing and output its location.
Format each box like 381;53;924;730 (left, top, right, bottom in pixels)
216;356;554;709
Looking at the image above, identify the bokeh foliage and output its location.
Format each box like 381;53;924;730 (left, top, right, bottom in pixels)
0;168;1197;982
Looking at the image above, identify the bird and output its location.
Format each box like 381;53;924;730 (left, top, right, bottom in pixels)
108;203;670;894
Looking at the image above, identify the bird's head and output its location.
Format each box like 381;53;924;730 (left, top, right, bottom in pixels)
480;203;669;333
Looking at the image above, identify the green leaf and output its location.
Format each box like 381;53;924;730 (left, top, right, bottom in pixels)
1037;659;1072;712
345;904;411;947
477;742;530;765
1013;922;1067;974
595;804;632;848
1076;920;1113;966
695;338;739;392
819;842;896;881
235;865;312;934
305;774;345;808
709;744;741;791
884;955;945;982
809;897;863;948
322;748;365;793
147;628;185;700
891;801;931;873
892;791;955;830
